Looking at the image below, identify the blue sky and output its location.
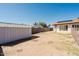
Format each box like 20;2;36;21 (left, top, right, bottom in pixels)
0;3;79;25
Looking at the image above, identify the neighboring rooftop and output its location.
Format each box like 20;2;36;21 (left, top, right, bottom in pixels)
53;18;79;25
57;20;72;23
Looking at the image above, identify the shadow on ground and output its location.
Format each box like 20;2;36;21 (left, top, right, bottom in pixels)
0;46;4;56
1;36;39;46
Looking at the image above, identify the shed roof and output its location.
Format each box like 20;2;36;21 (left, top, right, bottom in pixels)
0;22;31;28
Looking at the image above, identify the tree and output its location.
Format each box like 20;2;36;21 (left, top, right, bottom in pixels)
38;22;48;28
33;22;38;26
48;24;51;28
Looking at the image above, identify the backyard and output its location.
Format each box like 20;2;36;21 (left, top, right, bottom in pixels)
1;31;79;56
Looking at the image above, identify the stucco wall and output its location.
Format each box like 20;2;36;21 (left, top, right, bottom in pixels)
0;27;32;44
53;24;72;34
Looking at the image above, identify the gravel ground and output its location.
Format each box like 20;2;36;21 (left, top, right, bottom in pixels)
1;31;79;56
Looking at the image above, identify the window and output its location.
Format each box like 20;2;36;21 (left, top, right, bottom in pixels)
77;25;79;28
72;24;79;31
72;25;79;28
72;25;74;28
66;25;68;30
59;25;68;31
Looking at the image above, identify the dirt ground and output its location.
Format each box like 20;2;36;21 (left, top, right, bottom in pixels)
1;31;79;56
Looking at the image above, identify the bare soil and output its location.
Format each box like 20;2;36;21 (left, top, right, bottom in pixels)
1;31;79;56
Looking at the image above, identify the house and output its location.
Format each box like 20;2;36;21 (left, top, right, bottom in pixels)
0;22;32;44
52;18;79;34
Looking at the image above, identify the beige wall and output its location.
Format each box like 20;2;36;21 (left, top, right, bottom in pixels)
53;24;72;34
0;27;32;44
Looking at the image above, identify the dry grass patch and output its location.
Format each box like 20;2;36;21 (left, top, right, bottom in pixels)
57;33;79;55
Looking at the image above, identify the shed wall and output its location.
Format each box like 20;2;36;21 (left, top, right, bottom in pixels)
0;27;32;44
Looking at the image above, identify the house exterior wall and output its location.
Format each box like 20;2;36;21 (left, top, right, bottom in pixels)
53;24;72;34
0;23;32;44
68;24;72;32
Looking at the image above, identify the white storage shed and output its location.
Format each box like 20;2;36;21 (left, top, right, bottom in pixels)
0;22;32;44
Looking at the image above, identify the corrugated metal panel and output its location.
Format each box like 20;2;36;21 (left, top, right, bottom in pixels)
0;23;32;44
